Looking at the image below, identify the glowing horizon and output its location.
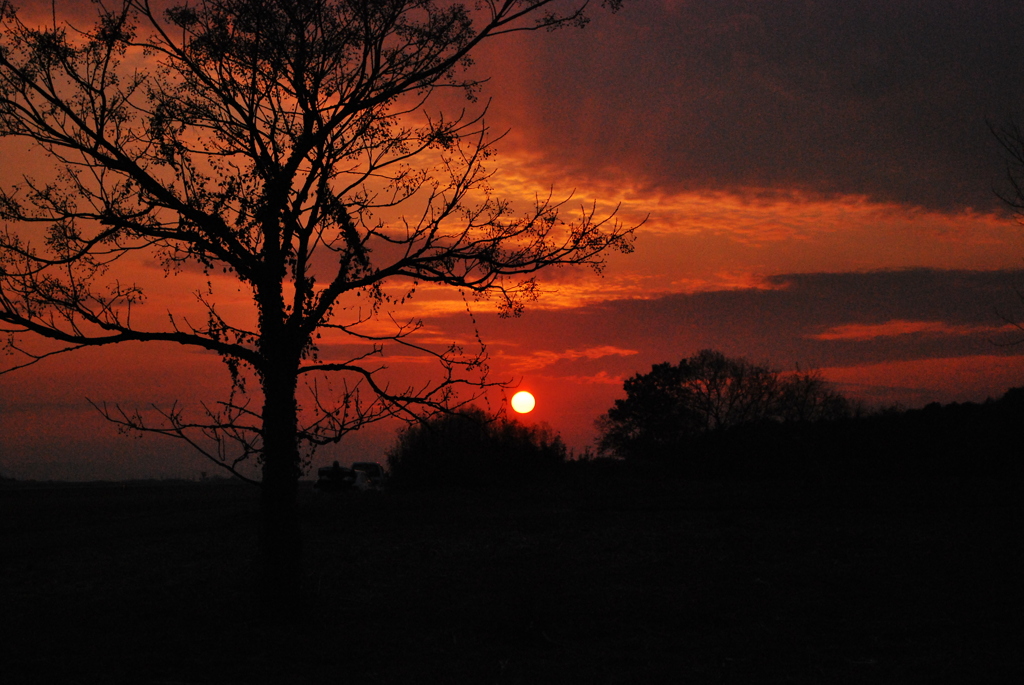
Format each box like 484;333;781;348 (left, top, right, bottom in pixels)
3;0;1024;481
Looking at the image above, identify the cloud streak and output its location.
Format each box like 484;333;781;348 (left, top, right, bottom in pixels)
493;345;639;372
808;320;1016;342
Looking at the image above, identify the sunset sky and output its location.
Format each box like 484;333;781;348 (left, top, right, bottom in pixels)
3;0;1024;480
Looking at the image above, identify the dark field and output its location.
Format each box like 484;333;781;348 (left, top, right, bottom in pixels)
2;470;1020;684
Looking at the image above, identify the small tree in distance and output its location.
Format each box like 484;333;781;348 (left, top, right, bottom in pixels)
0;0;632;596
597;350;852;461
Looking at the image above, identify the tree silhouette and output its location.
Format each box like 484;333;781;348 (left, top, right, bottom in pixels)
594;360;701;460
597;350;851;461
0;0;631;596
991;118;1024;344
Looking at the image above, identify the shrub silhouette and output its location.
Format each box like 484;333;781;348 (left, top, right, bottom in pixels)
387;408;567;488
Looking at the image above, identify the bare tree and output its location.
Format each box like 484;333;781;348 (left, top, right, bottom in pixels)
991;118;1024;344
0;0;632;594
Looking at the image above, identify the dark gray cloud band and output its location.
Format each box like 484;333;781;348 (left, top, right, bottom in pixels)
484;0;1024;212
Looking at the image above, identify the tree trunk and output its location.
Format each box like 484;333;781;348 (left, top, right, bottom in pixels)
258;362;302;614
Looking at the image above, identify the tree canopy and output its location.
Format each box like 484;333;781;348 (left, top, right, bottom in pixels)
597;350;852;460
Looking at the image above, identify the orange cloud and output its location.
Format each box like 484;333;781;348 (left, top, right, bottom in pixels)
544;370;626;386
494;345;639;373
809;320;1016;341
478;152;1024;311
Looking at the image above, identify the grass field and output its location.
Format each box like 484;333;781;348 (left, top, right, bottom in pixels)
2;471;1020;684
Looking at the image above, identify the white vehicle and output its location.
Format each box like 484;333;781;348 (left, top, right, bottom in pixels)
351;462;387;490
315;461;387;492
314;462;355;492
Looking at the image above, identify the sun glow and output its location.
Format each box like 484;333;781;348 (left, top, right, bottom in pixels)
510;391;536;414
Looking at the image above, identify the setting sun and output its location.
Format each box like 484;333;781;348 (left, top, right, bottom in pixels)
510;391;536;414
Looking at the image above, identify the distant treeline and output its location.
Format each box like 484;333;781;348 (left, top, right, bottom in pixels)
597;350;1024;481
634;388;1024;481
385;351;1023;488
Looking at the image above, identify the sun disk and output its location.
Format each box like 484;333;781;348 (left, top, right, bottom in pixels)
510;391;536;414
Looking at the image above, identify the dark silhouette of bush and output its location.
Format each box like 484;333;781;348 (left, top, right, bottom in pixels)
387;407;567;488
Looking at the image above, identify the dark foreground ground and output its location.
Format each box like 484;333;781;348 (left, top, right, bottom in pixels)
2;468;1020;684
